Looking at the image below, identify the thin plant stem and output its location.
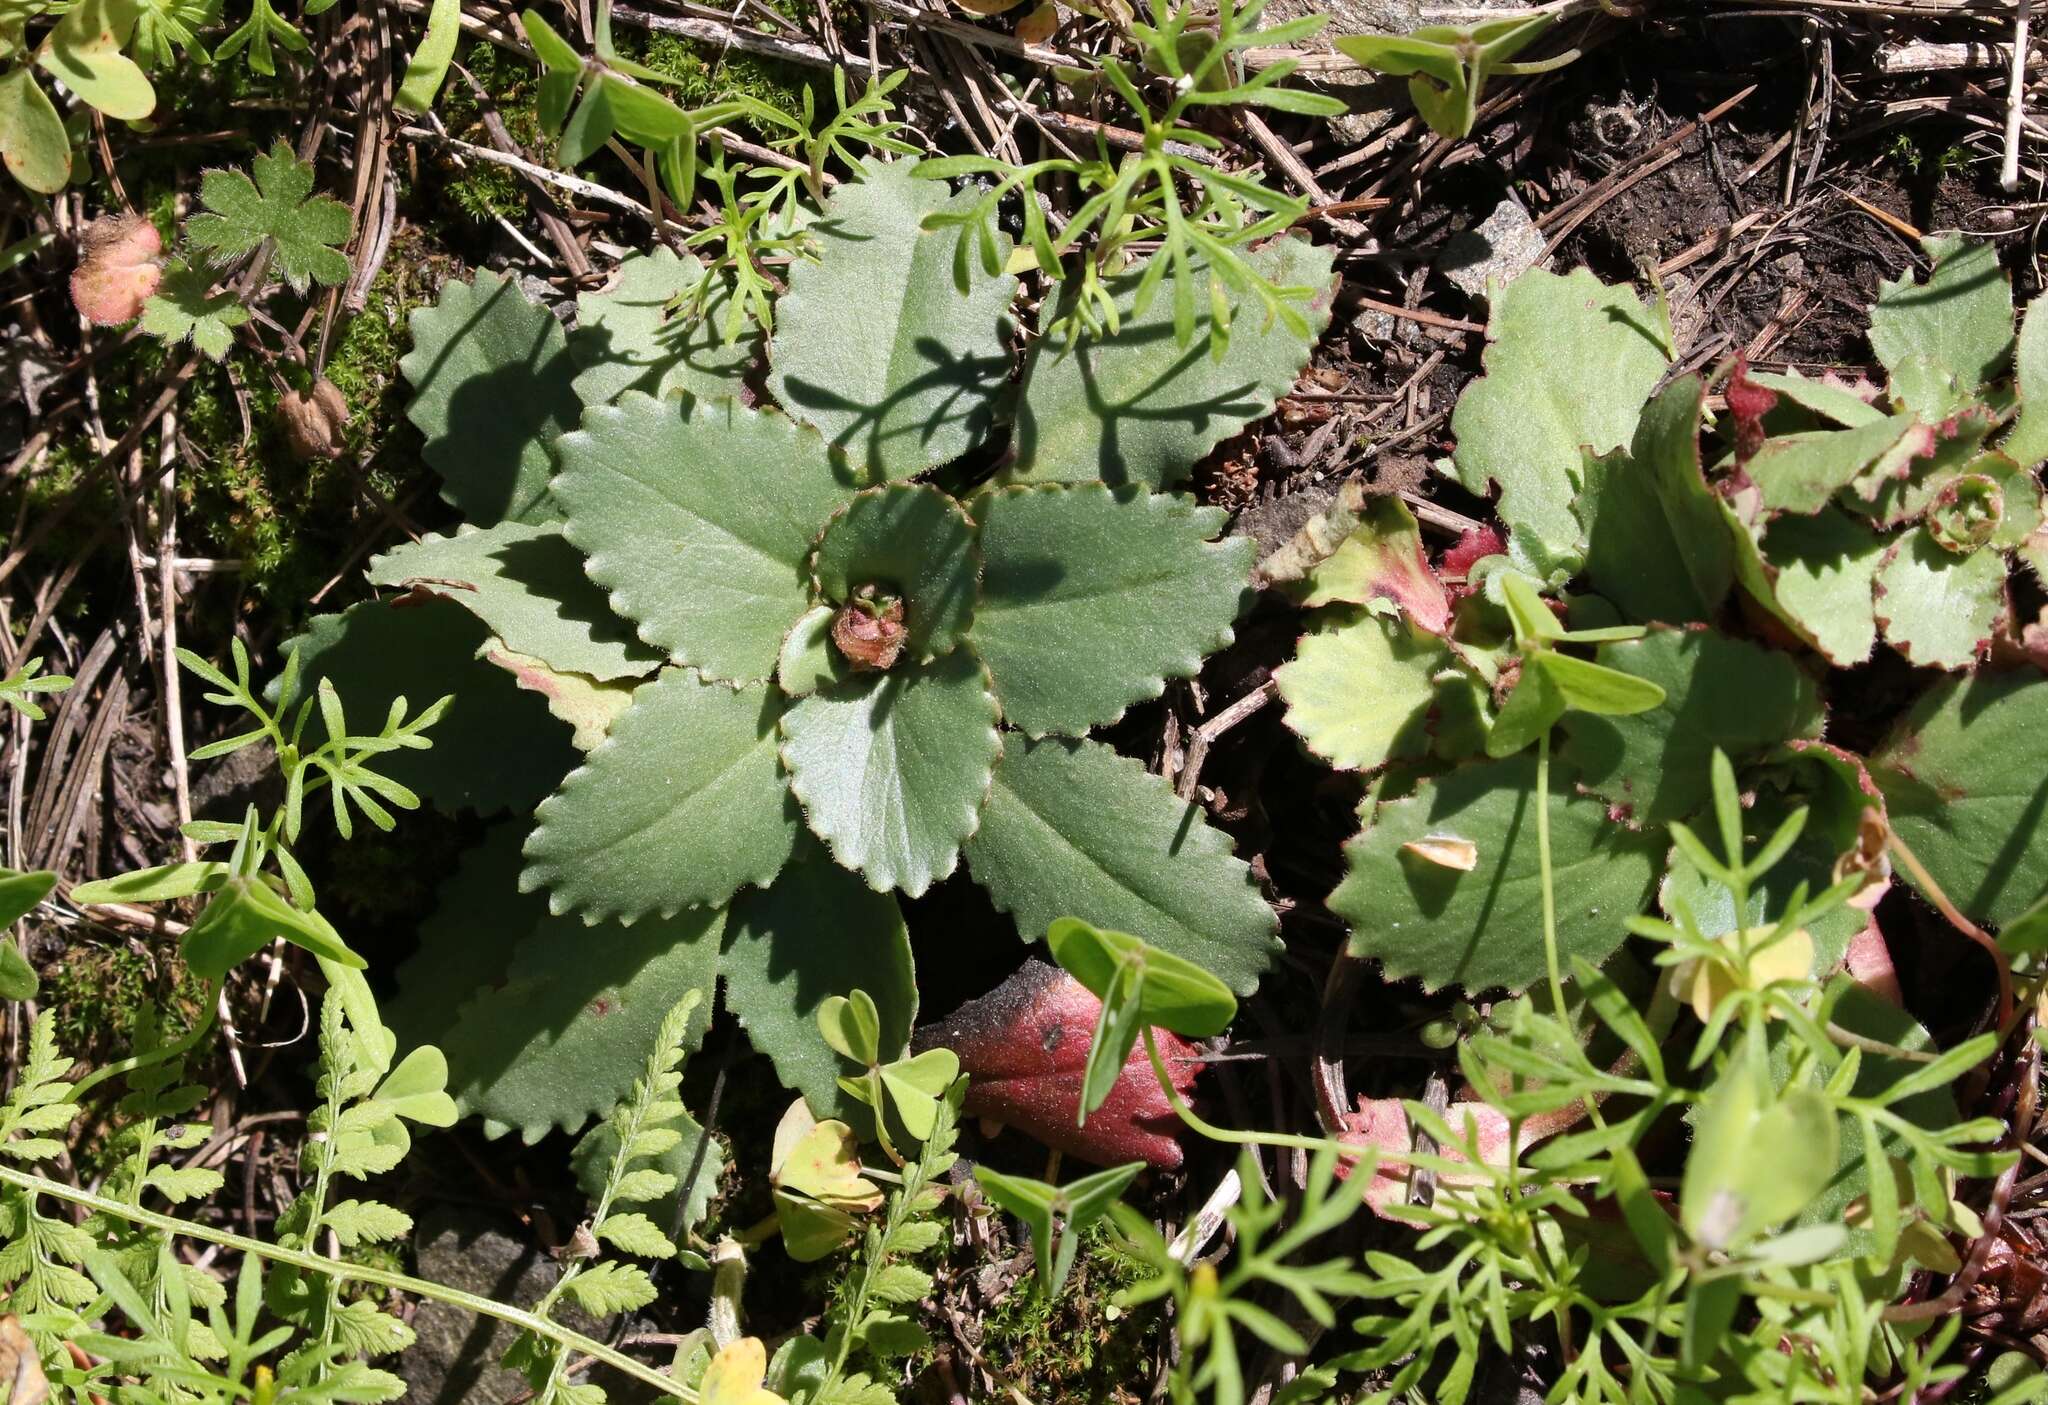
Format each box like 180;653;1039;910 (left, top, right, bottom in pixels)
1887;828;2014;1028
1143;1027;1367;1162
1537;732;1566;1022
66;982;222;1105
0;1163;696;1403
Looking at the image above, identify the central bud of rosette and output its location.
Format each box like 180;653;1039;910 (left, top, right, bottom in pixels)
830;584;908;672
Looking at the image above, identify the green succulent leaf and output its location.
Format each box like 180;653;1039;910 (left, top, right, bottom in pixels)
523;668;799;922
723;842;916;1126
768;159;1016;479
186;140;351;291
1274;609;1448;772
1872;670;2048;927
1873;525;2007;670
779;650;1001;898
36;0;155;122
1868;235;2014;420
1558;627;1824;827
555;392;859;684
183;877;363;982
0;868;53;1001
1010;238;1334;489
964;736;1279;996
401;269;579;526
0;68;71;195
1725;504;1888;666
394;0;460;113
971;485;1254;737
284;597;577;815
140;259;250;361
568;247;757;405
809;484;979;661
367;522;661;682
1331;754;1662;993
817;990;882;1067
1450;267;1671;559
1683;1074;1836;1253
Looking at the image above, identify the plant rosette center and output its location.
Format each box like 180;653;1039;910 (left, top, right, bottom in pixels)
831;585;909;671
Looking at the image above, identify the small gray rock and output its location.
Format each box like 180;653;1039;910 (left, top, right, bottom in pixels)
1438;197;1547;303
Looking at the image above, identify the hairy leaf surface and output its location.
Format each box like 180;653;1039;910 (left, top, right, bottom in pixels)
1580;377;1734;625
401;270;578;526
523;669;799;921
555;392;859;683
971;485;1253;737
1332;754;1661;993
568;247;756;405
1011;239;1334;489
768;160;1015;479
1873;527;2006;670
1275;610;1446;772
964;737;1279;995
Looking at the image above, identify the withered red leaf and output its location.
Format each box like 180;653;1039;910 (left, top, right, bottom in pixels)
915;960;1201;1169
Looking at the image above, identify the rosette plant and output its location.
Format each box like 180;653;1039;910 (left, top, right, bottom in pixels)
281;157;1330;1151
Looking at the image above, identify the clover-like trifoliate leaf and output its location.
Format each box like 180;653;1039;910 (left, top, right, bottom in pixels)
1275;609;1447;772
554;392;860;684
401;269;579;526
523;668;800;922
722;841;915;1127
1872;670;2048;928
1331;754;1661;993
36;0;155;122
1558;627;1823;827
1450;267;1670;558
568;247;756;406
1577;376;1735;626
0;69;70;195
284;597;576;815
1873;526;2007;670
367;522;660;682
809;485;978;660
780;651;1000;897
768;159;1015;479
964;736;1279;996
140;259;250;361
1011;238;1335;489
1724;503;1887;666
970;485;1254;737
186;140;350;291
442;908;719;1142
1868;236;2013;421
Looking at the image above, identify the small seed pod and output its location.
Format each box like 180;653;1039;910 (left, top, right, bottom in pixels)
70;213;163;326
277;378;350;461
831;594;906;672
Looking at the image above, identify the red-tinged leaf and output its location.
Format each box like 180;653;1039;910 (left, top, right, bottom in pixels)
1297;496;1453;635
1725;354;1779;466
1439;523;1505;587
914;961;1200;1170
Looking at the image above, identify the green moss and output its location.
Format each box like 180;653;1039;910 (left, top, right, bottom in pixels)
45;940;208;1073
968;1221;1162;1402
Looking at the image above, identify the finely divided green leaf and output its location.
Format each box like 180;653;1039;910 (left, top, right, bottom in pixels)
963;736;1279;996
186;140;350;290
971;485;1253;737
